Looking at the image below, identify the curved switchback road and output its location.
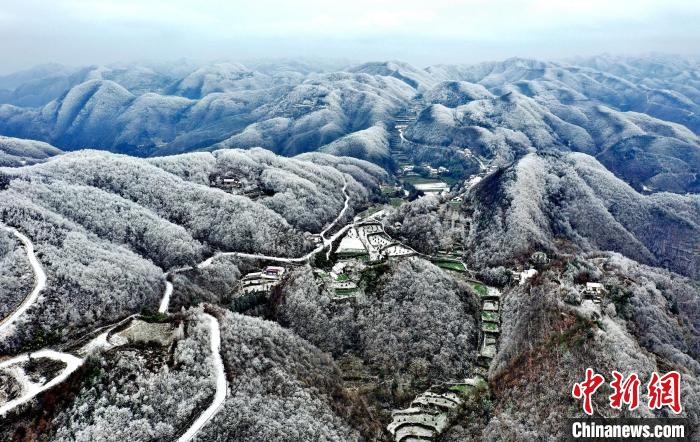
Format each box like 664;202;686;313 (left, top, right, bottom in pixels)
195;223;353;270
195;176;354;271
0;227;87;417
0;226;47;337
0;349;84;416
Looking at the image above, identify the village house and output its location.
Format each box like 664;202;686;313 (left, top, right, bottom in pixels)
222;178;242;188
304;232;323;246
262;266;285;279
584;282;606;295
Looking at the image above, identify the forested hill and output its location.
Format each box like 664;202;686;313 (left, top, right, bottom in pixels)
0;148;382;353
0;135;62;167
467;151;700;279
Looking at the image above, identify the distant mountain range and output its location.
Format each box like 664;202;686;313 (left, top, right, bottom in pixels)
0;55;698;195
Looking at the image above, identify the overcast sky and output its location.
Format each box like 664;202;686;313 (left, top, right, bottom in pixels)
1;0;699;73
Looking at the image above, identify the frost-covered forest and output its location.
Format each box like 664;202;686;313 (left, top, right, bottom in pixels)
0;54;699;441
0;148;382;354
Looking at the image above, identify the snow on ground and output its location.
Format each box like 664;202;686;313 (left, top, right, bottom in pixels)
3;366;42;397
466;175;482;189
159;280;174;313
519;268;538;285
336;227;366;253
79;329;113;355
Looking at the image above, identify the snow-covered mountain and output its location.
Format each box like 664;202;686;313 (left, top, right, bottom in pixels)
0;56;698;193
468;151;700;279
406;88;700;193
0;136;62;167
0;57;700;177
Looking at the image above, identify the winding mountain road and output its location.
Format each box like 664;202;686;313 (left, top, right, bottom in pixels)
320;179;350;242
0;178;353;435
176;313;227;442
0;227;87;417
195;223;353;270
0;227;47;337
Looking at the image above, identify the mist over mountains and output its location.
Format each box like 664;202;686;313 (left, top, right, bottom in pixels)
0;55;697;193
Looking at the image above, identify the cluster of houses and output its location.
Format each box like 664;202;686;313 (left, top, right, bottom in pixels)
239;266;286;294
397;163;449;179
477;286;502;368
210;174;243;190
424;164;450;177
388;285;503;442
388;390;460;441
335;221;416;263
209;173;263;199
581;282;606;304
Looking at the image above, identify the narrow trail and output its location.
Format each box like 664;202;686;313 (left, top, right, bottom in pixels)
176;313;227;442
320;178;350;242
0;226;47;337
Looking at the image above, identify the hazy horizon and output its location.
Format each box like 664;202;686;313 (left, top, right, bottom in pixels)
1;0;699;74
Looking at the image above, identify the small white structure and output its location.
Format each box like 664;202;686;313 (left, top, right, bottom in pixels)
332;281;357;290
519;268;537;285
262;266;285;279
585;282;606;295
222;178;241;186
413;182;449;194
